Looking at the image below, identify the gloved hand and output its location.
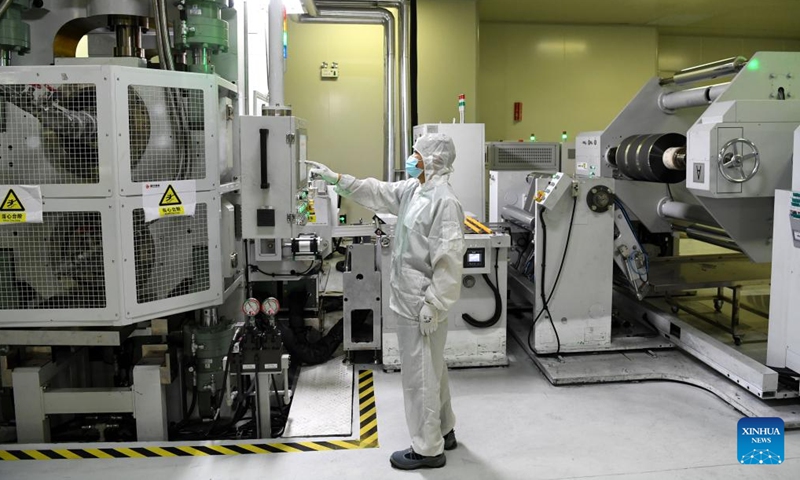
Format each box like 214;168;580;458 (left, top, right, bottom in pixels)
304;161;340;185
419;304;438;336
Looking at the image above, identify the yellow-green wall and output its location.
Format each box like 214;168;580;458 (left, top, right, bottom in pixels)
478;24;658;143
417;0;478;124
285;0;479;221
285;22;385;222
478;24;800;143
285;8;800;213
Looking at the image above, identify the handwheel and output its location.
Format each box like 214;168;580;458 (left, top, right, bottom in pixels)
718;138;760;183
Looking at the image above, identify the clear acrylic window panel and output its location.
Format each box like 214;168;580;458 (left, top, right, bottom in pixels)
0;212;106;310
0;83;100;185
127;85;206;183
132;204;210;304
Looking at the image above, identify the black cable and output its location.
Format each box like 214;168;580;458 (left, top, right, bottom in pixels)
179;380;197;426
270;374;289;438
527;197;577;354
666;183;674;201
249;259;321;278
166;87;190;180
205;327;242;437
534;205;562;354
462;248;503;328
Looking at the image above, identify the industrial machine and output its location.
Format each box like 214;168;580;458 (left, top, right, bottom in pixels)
504;173;617;354
0;0;301;444
0;0;506;448
767;126;800;374
503;53;800;400
488;141;560;222
340;217;511;369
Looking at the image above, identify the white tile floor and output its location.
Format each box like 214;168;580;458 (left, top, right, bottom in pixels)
1;339;798;480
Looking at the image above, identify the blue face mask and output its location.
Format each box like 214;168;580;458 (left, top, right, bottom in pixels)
406;155;423;178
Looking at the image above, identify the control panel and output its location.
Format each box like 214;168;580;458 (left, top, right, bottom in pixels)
464;248;486;269
534;172;572;210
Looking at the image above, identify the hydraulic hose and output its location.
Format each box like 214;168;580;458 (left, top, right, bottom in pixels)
462;248;503;328
461;273;502;328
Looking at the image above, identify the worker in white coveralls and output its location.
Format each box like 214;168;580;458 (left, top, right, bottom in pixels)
305;133;465;470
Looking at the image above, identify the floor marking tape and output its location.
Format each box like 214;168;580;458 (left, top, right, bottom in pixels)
0;370;379;460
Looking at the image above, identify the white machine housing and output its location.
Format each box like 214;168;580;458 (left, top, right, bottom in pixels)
488;142;560;222
413;123;486;221
767;125;800;373
381;232;510;368
238;115;334;269
0;65;233;326
577;52;800;264
525;177;615;354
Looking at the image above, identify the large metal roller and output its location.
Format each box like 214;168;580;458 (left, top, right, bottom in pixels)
660;56;747;86
615;133;687;184
501;205;536;230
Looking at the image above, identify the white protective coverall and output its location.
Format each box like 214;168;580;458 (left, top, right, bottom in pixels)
336;133;466;456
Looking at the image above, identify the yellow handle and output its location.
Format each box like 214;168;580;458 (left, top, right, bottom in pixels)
465;216;492;234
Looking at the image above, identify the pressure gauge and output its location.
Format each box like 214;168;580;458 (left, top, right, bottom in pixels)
262;297;280;316
242;298;261;317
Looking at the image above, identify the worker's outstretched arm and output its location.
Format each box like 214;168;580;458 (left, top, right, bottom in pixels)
424;198;466;316
336;174;413;216
305;161;411;216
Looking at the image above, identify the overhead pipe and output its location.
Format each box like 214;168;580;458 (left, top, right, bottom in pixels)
300;0;411;179
268;0;285;105
316;0;411;165
297;6;397;181
151;0;174;70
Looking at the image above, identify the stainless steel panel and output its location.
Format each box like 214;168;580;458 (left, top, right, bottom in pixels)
343;243;381;351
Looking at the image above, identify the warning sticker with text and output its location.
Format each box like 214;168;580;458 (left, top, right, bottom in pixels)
0;185;43;224
142;180;196;222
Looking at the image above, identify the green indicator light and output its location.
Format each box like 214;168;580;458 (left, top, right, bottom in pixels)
746;58;760;71
530;133;536;142
561;131;568;141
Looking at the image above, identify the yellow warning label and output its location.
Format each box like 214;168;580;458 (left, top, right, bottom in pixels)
0;212;26;223
159;185;182;206
1;189;24;211
158;185;185;217
0;190;26;223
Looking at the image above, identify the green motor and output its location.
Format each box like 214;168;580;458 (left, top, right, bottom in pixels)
174;0;231;74
0;0;31;66
184;316;234;418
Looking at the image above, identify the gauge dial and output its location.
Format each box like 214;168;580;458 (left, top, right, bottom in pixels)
242;298;261;317
262;297;280;316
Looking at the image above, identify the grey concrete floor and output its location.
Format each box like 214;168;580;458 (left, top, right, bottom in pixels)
1;339;799;480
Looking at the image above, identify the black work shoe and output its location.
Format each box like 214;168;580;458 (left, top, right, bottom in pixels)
389;448;446;470
444;429;458;451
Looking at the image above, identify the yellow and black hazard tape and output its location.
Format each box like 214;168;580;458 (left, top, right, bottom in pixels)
0;370;378;461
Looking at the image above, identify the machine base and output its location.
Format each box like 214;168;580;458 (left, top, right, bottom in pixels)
510;333;800;429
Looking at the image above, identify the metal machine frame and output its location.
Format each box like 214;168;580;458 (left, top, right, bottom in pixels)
562;53;800;398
